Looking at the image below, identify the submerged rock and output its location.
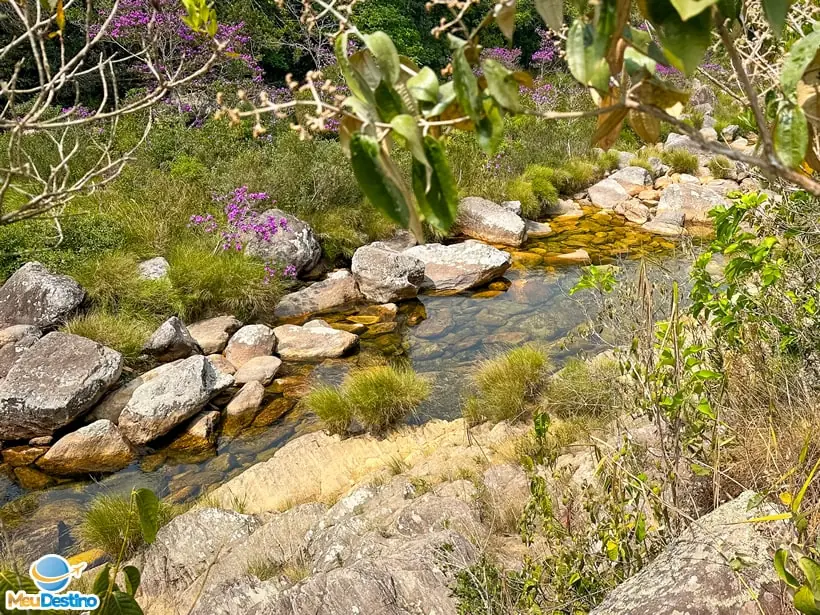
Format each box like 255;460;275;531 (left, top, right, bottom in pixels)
455;197;527;246
274;270;362;320
188;316;243;355
224;381;265;432
169;410;221;452
403;241;512;292
351;243;425;303
36;419;135;475
224;324;276;369
0;333;123;441
142;316;201;362
273;320;358;361
118;355;233;445
242;209;321;275
0;262;85;328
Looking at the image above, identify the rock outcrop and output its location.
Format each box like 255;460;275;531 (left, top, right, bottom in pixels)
455;197;527;246
273;320;358;361
351;243;425;303
656;183;725;230
0;332;123;440
118;355;233;445
142;316;201;362
0;262;85;328
404;241;512;292
273;270;362;320
243;209;321;275
36;419;135;475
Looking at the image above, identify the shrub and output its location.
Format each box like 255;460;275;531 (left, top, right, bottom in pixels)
307;365;431;434
541;357;622;418
594;149;621;173
304;385;352;435
559;158;598;193
463;345;550;425
63;310;155;361
505;177;540;219
687;110;705;130
661;148;699;174
75;493;176;558
523;166;559;206
344;366;431;433
708;155;733;179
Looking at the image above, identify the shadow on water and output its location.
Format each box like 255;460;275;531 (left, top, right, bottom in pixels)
0;209;697;553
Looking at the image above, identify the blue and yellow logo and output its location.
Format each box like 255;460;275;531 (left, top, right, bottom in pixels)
5;554;99;611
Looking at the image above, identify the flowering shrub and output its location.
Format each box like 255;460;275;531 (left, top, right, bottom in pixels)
531;29;557;67
522;81;557;109
190;186;297;282
480;47;522;70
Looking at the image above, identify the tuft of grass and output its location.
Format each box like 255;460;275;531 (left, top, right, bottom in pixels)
505;177;540;219
559;158;598;193
306;366;431;435
661;148;699;175
75;493;177;558
304;385;352;435
463;345;550;425
594;149;621;173
687;110;705;130
708;155;734;179
63;311;155;360
523;166;559;208
541;357;622;418
344;366;431;433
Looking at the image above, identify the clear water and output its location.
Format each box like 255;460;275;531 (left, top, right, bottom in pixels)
0;209;693;553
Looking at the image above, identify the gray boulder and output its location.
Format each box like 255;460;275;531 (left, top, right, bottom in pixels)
0;332;42;379
273;320;358;361
0;325;40;347
609;167;653;196
118;355;233;445
243;209;321;276
0;262;85;328
657;183;726;229
137;257;170;280
36;419;135;475
142;316;201;362
591;491;789;615
404;241;512;292
499;200;522;215
614;200;651;224
721;124;739;142
455;197;527;246
224;324;276;369
642;211;686;237
188;316;243;355
525;220;553;238
588;178;631;210
273;270;362;320
234;355;282;385
0;332;123;440
351;243;425;303
664;133;701;153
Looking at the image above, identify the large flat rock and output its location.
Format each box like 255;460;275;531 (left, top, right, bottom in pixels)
0;262;85;328
0;332;123;441
351;243;425;303
36;419;135;475
656;183;725;229
455;197;527;246
404;241;512;292
274;270;362;320
273;320;358;361
187;315;243;355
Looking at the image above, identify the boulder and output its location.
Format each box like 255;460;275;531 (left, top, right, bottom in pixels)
2;445;48;466
0;325;40;347
207;354;236;376
699;126;718;142
403;241;512;292
721;124;739;141
642;211;686;236
664;133;701;153
87;361;183;425
118;355;233;445
609;167;653;196
379;230;417;251
591;492;788;615
0;262;85;328
614;200;651;224
455;197;527;246
351;243;425;303
273;320;358;361
137;257;170;280
242;209;321;275
142;316;201;362
705;179;741;197
545;198;584;218
500;200;522;215
616;150;636;168
224;382;266;431
525;220;553;238
0;333;41;379
36;419;135;475
588;178;631;210
188;316;243;355
656;183;726;228
273;270;362;320
233;355;282;385
224;325;276;369
168;410;221;451
0;333;123;441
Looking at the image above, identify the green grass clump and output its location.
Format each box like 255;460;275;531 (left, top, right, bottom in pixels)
75;493;177;558
708;155;734;179
463;345;550;425
541;357;621;418
523;166;559;207
63;311;155;360
559;158;598;193
661;148;699;175
594;149;621;173
305;365;431;434
505;177;540;219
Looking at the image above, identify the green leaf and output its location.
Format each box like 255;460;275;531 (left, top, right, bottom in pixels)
407;67;439;104
494;0;516;41
92;565;112;597
774;103;809;169
134;488;160;545
761;0;790;38
534;0;563;31
624;46;657;75
335;33;374;105
122;566;141;597
795;585;820;615
655;9;711;75
349;49;383;91
566;20;611;93
374;82;405;122
98;591;144;615
451;41;481;122
798;557;820;596
412;136;459;232
363;32;401;85
477;99;504;155
774;549;801;588
390;115;428;165
793;457;820;513
349;133;411;227
482;59;521;112
782;31;820;96
427;81;457;117
636;512;647;541
669;0;719;21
